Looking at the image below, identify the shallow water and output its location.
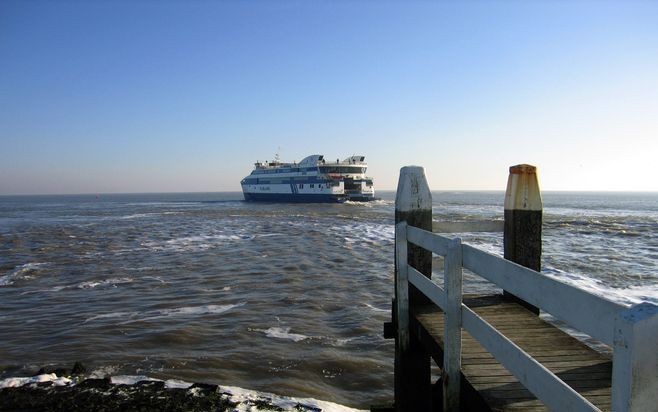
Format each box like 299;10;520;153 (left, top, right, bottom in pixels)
0;191;656;408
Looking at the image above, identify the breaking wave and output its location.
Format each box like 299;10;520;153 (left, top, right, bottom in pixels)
84;302;247;325
0;263;49;287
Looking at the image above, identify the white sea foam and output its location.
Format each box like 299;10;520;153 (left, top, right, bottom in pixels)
364;303;388;313
84;302;246;325
343;199;392;209
77;277;134;289
218;384;366;412
20;286;66;295
334;337;356;347
108;375;195;389
263;326;308;342
543;269;658;306
89;365;120;378
119;213;160;220
20;278;133;296
0;262;48;286
166;234;243;245
329;223;393;245
122;266;158;272
0;373;72;388
254;233;286;238
143;276;167;283
141;233;249;252
124;202;198;207
84;311;136;323
110;375;158;385
164;379;194;389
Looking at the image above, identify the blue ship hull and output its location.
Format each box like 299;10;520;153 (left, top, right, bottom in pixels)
243;192;347;203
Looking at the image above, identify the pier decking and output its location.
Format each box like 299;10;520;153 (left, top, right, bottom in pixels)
384;165;658;412
413;296;612;411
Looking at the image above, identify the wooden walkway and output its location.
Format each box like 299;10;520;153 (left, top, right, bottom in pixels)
412;295;613;411
389;166;657;411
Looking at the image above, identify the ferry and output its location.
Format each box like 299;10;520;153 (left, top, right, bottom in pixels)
241;154;376;203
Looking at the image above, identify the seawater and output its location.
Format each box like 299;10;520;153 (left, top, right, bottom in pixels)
0;191;656;408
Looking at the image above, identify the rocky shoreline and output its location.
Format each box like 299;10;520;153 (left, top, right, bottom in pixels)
0;364;364;412
0;378;237;412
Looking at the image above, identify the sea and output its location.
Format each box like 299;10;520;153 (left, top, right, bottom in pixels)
0;191;656;409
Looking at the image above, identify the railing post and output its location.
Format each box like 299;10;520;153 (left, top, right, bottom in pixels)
503;164;542;314
394;166;432;411
443;237;463;412
395;222;410;354
612;302;658;412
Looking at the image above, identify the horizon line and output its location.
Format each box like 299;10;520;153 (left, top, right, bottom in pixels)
2;189;657;197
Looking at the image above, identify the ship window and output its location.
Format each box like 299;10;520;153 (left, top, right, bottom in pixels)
310;184;314;188
319;166;366;174
299;184;303;189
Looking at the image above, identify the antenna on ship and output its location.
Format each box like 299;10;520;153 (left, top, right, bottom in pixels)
274;146;281;163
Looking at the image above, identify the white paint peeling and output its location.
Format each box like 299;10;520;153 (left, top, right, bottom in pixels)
612;302;658;412
395;166;431;212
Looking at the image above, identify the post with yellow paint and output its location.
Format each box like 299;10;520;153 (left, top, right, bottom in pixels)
503;164;542;315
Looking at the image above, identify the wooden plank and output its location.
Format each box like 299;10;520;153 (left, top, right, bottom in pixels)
412;295;613;412
462;306;600;411
394;167;433;412
460;364;612;377
408;265;446;310
443;237;463;411
468;373;612;384
462;245;624;346
395;222;409;352
407;224;449;256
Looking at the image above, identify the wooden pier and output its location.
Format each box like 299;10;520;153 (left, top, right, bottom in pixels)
383;165;658;412
413;297;613;411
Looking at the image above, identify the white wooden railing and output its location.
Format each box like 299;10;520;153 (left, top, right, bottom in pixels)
395;221;658;412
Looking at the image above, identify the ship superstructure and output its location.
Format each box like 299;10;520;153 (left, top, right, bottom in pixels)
240;154;375;203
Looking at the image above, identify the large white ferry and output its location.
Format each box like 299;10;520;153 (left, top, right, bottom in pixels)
241;154;376;203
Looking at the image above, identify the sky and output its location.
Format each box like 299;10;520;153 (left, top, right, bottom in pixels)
1;1;657;194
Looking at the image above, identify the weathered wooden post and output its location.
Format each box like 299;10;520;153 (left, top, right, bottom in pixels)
443;237;463;412
394;166;432;411
503;164;542;314
612;302;658;412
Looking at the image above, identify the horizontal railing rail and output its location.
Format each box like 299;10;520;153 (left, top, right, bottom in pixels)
432;220;504;234
461;244;624;346
409;224;625;346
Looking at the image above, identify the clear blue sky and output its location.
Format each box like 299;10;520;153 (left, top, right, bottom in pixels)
1;1;657;194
